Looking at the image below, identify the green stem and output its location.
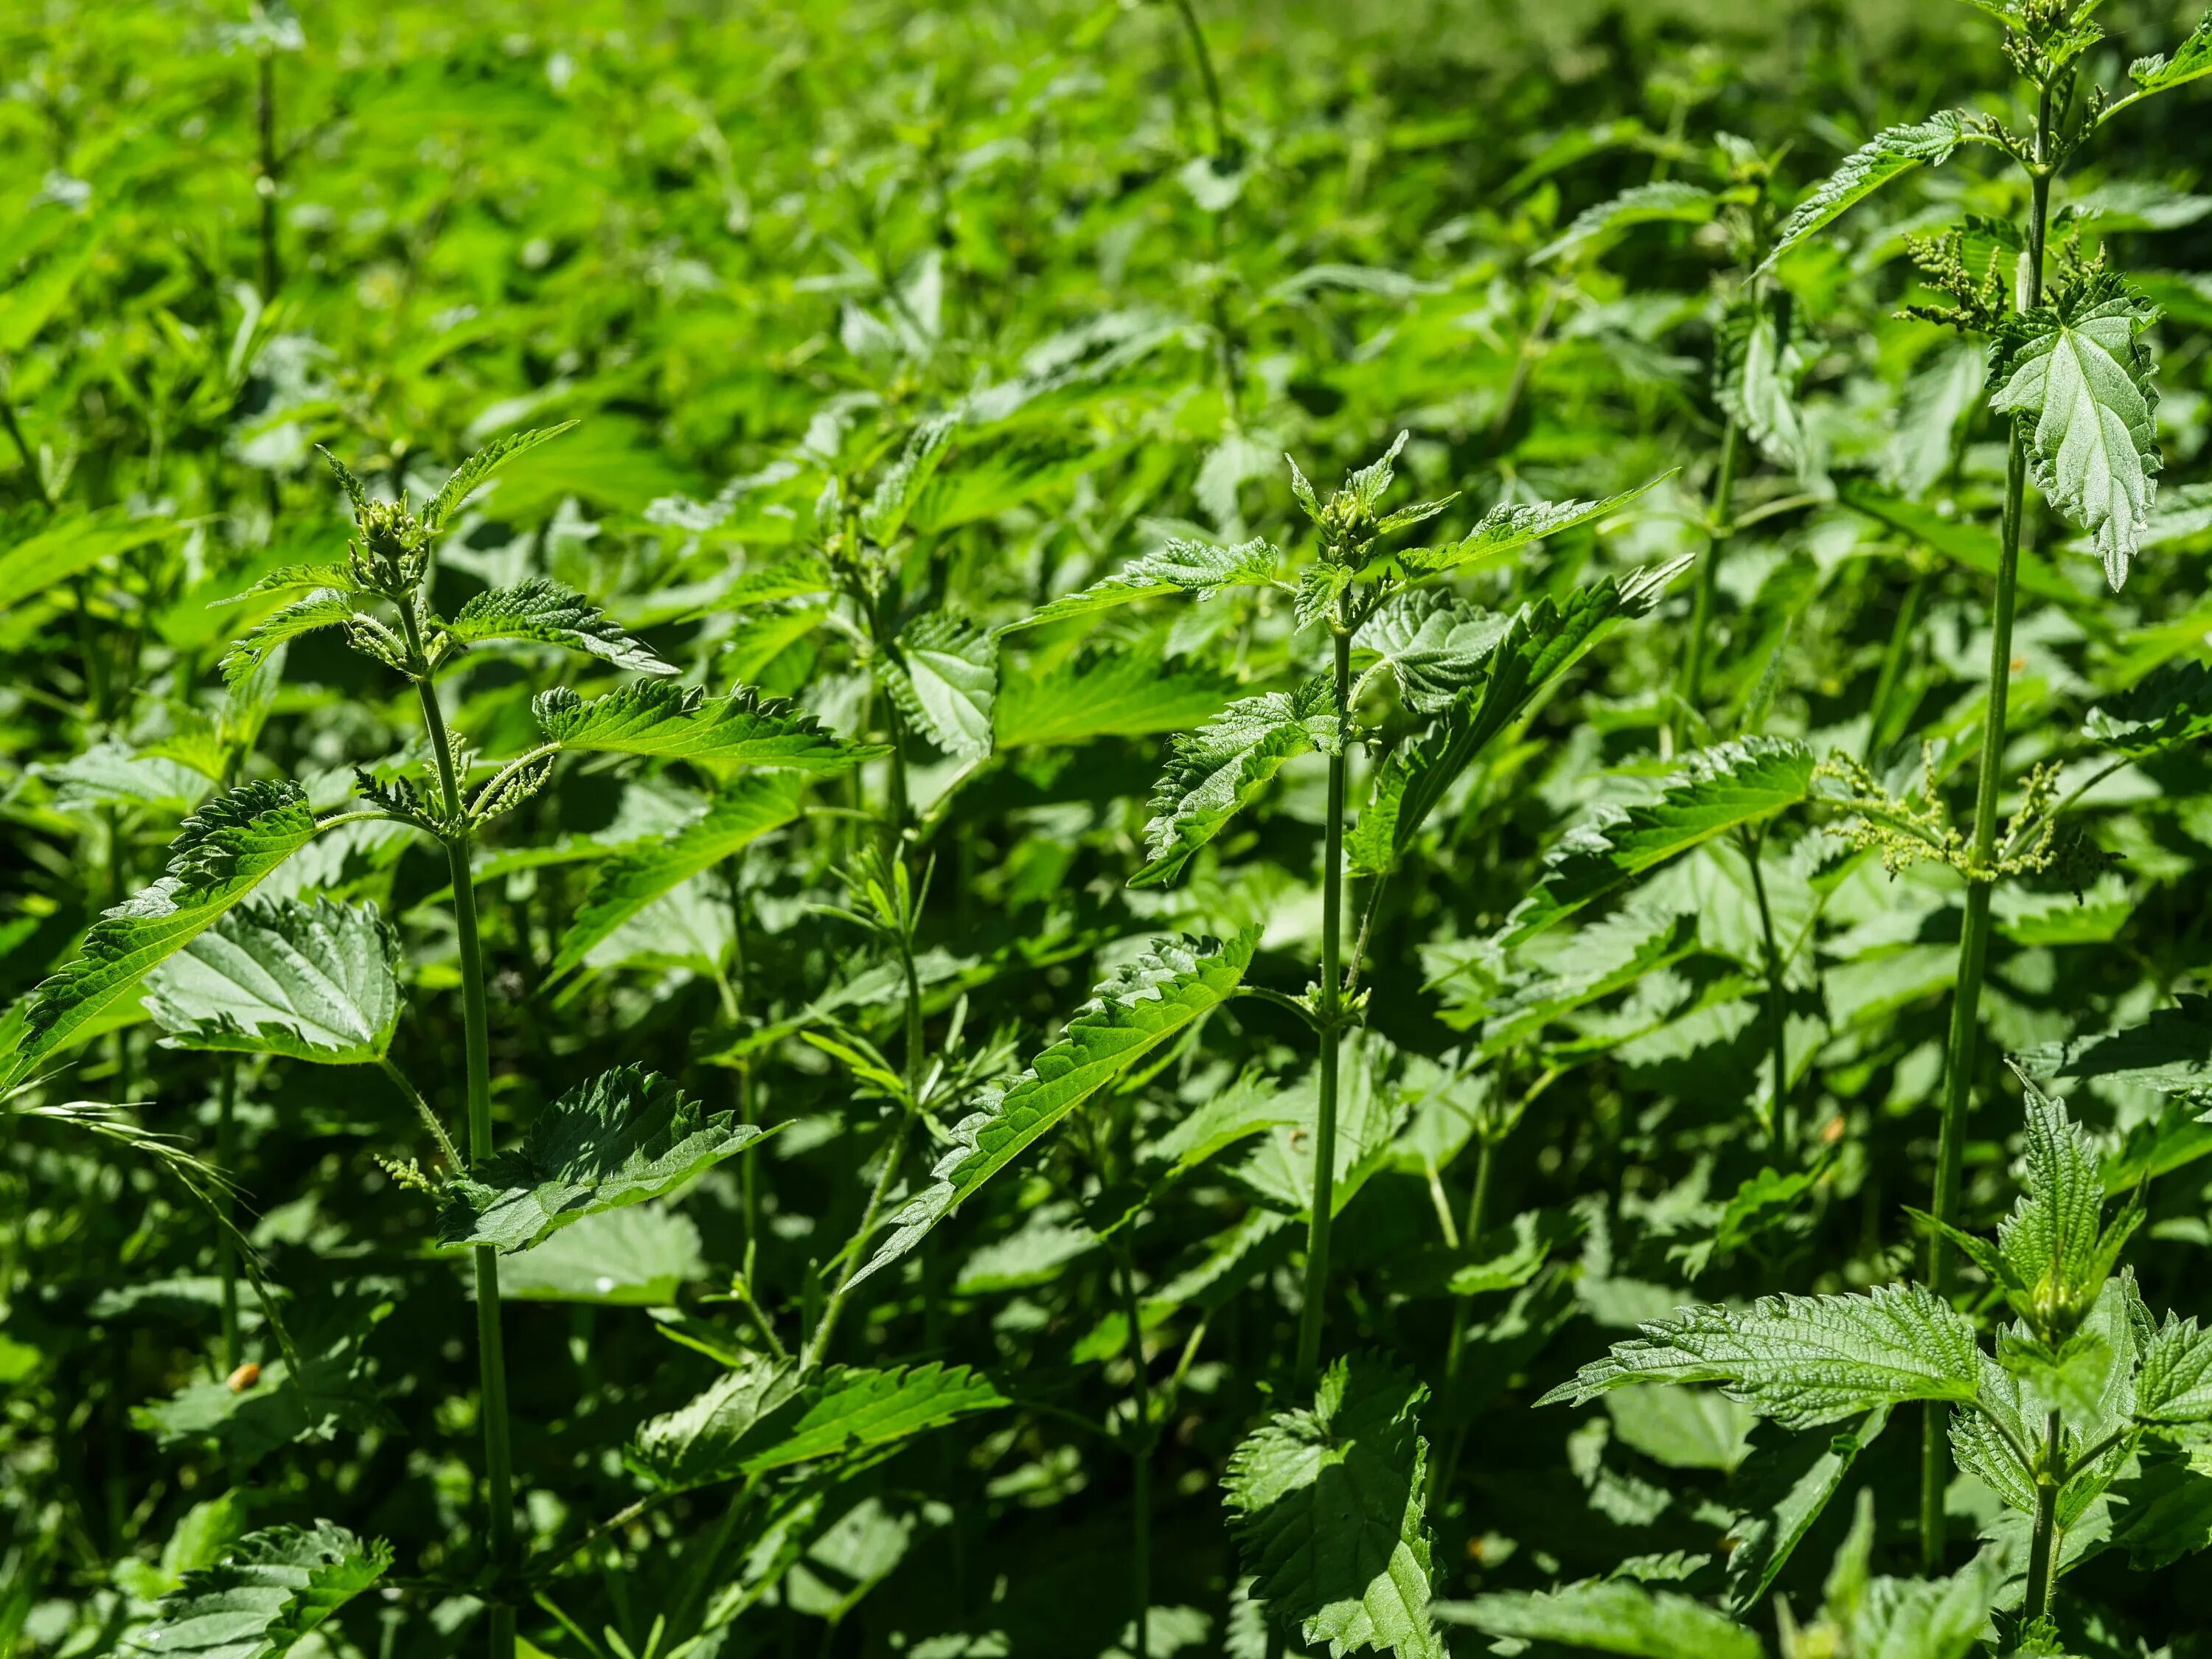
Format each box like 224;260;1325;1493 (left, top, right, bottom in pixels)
1744;829;1792;1158
1922;83;2053;1576
1672;417;1742;747
1170;0;1227;159
2023;1411;2062;1626
1295;622;1352;1384
1863;567;1927;763
1116;1240;1153;1659
403;616;515;1659
375;1054;463;1172
804;1101;917;1371
217;1062;240;1375
1430;1131;1496;1505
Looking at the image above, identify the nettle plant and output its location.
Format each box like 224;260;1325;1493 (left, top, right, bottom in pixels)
1531;1079;2212;1649
1721;0;2212;1562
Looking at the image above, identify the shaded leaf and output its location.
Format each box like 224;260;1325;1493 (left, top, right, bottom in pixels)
143;897;400;1065
1721;1407;1888;1614
1535;181;1716;266
1131;680;1340;888
128;1522;391;1658
2084;658;2212;756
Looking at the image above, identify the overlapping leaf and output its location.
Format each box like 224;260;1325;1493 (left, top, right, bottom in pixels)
1534;181;1715;266
1131;680;1339;888
1402;478;1668;575
1435;1581;1760;1659
128;1521;390;1658
533;682;877;771
1758;112;1972;272
143;897;400;1064
992;649;1237;748
883;611;997;760
848;931;1256;1286
438;1065;773;1252
2085;658;2212;756
1222;1354;1445;1659
1006;536;1281;630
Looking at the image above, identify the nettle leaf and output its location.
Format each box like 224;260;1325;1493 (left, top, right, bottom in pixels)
1534;181;1717;266
1989;1077;2139;1338
849;930;1256;1287
445;577;677;676
1537;1282;1983;1430
1353;561;1686;877
992;650;1237;748
2136;1315;2212;1425
884;611;997;761
1758;112;1972;273
636;1357;1005;1491
43;741;214;815
1987;274;2163;588
533;683;878;772
128;1520;391;1658
1435;1581;1761;1659
1402;477;1669;575
420;421;579;531
1717;302;1810;473
858;411;959;545
1354;594;1511;715
4;782;320;1086
1006;536;1281;630
1130;680;1340;888
2085;658;2212;757
1722;1406;1890;1615
143;898;400;1065
549;775;801;977
438;1065;772;1252
2117;10;2212;114
1222;1354;1446;1659
1500;738;1816;944
219;591;356;686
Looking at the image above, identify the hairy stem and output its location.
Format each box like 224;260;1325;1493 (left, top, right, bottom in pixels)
1295;621;1352;1383
1922;82;2053;1576
1170;0;1227;159
217;1062;240;1374
403;613;515;1659
1744;829;1792;1158
2023;1410;2062;1624
375;1054;463;1172
1672;416;1742;749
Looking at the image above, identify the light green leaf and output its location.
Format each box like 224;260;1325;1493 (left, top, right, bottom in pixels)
1994;1077;2135;1338
128;1522;391;1658
858;412;959;544
1987;274;2162;588
421;421;579;530
883;611;998;761
1130;680;1340;888
2137;1315;2212;1425
1537;1281;1983;1430
633;1354;1004;1491
1534;181;1716;266
1501;738;1815;944
4;782;320;1088
1403;478;1669;575
1222;1354;1445;1659
437;1065;773;1252
446;577;677;675
1353;594;1510;715
43;742;214;815
1835;479;2104;625
219;591;357;686
849;931;1256;1287
1604;1387;1757;1472
1885;342;1985;498
1758;113;1972;273
992;649;1237;748
497;1204;706;1305
1354;560;1686;877
1434;1581;1760;1659
533;682;879;771
2015;997;2212;1093
2085;658;2212;757
549;775;802;978
1006;536;1281;631
2110;10;2212;120
1717;302;1809;473
142;898;400;1065
0;509;182;613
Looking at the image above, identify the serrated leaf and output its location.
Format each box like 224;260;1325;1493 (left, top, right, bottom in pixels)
446;577;676;675
1500;738;1816;945
142;898;400;1065
437;1065;772;1252
4;782;320;1087
1434;1581;1760;1659
1534;181;1717;265
497;1204;705;1304
635;1357;1005;1492
128;1521;391;1658
992;650;1237;748
1537;1281;1983;1430
0;509;183;613
1130;681;1340;888
858;412;959;544
421;421;579;530
533;682;877;771
549;775;802;978
1006;536;1281;630
219;591;356;686
2116;10;2212;114
42;742;215;815
849;931;1256;1287
1988;274;2163;588
1354;561;1686;877
1758;113;1972;273
2138;1316;2212;1424
1994;1077;2130;1335
1222;1354;1445;1659
1354;594;1512;715
1723;1410;1888;1615
1403;476;1669;574
1717;302;1809;473
883;611;998;760
2016;996;2212;1093
2085;657;2212;756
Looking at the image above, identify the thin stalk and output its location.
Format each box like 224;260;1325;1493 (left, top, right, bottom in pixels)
0;382;52;509
2022;1411;2062;1623
1294;622;1352;1384
217;1064;240;1374
1489;278;1562;451
256;51;279;301
374;1054;463;1172
1743;829;1792;1158
1430;1133;1495;1505
1170;0;1227;159
1116;1240;1154;1659
1863;568;1927;763
402;614;515;1659
1921;82;2053;1575
1672;417;1742;748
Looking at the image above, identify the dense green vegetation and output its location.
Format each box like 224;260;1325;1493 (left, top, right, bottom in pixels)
15;1;2212;1655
